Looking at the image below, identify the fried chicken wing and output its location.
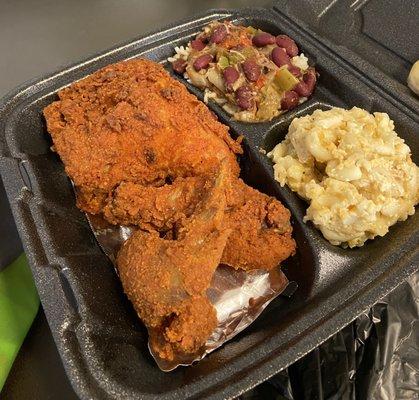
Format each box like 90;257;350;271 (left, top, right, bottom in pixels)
222;180;296;271
117;166;230;360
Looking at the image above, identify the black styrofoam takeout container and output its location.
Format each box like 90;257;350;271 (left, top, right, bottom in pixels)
0;6;418;400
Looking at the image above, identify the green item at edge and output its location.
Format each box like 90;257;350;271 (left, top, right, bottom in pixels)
273;67;300;92
217;55;230;69
0;254;39;391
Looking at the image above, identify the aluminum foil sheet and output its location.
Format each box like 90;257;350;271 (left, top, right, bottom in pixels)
87;213;294;371
239;271;419;400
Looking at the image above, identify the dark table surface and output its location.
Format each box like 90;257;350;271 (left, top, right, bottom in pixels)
0;1;271;399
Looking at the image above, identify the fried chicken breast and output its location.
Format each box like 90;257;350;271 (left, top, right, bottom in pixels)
44;59;242;215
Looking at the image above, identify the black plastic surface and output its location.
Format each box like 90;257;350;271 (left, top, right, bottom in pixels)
1;308;79;400
274;0;419;113
0;7;418;400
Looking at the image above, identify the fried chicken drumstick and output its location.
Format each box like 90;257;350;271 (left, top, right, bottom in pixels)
44;59;296;360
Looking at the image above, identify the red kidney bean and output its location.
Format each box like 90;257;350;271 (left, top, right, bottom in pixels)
294;69;317;97
271;47;291;67
252;32;276;47
191;39;206;51
276;35;299;57
210;24;227;44
281;90;299;110
223;66;239;89
235;85;254;110
288;64;302;77
172;59;187;74
193;54;213;71
242;59;261;82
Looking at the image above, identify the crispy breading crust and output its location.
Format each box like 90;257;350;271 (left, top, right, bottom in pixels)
222;180;296;271
44;59;242;215
43;59;296;360
117;166;229;360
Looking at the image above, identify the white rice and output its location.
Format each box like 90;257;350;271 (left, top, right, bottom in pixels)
213;96;227;105
223;103;239;115
291;53;309;71
203;88;218;103
167;45;191;63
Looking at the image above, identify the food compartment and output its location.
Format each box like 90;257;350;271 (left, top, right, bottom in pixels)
259;96;418;302
165;13;320;129
1;69;317;398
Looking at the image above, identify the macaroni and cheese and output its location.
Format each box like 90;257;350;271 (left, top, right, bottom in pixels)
268;107;418;247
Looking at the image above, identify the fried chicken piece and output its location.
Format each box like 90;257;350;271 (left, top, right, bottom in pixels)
148;297;216;360
103;176;209;231
106;175;296;271
222;180;296;271
117;166;230;360
43;58;242;215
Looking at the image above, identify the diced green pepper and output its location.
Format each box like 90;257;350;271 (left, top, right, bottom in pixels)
216;48;228;60
217;55;230;69
227;50;246;65
240;46;256;59
272;67;299;91
256;84;282;120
